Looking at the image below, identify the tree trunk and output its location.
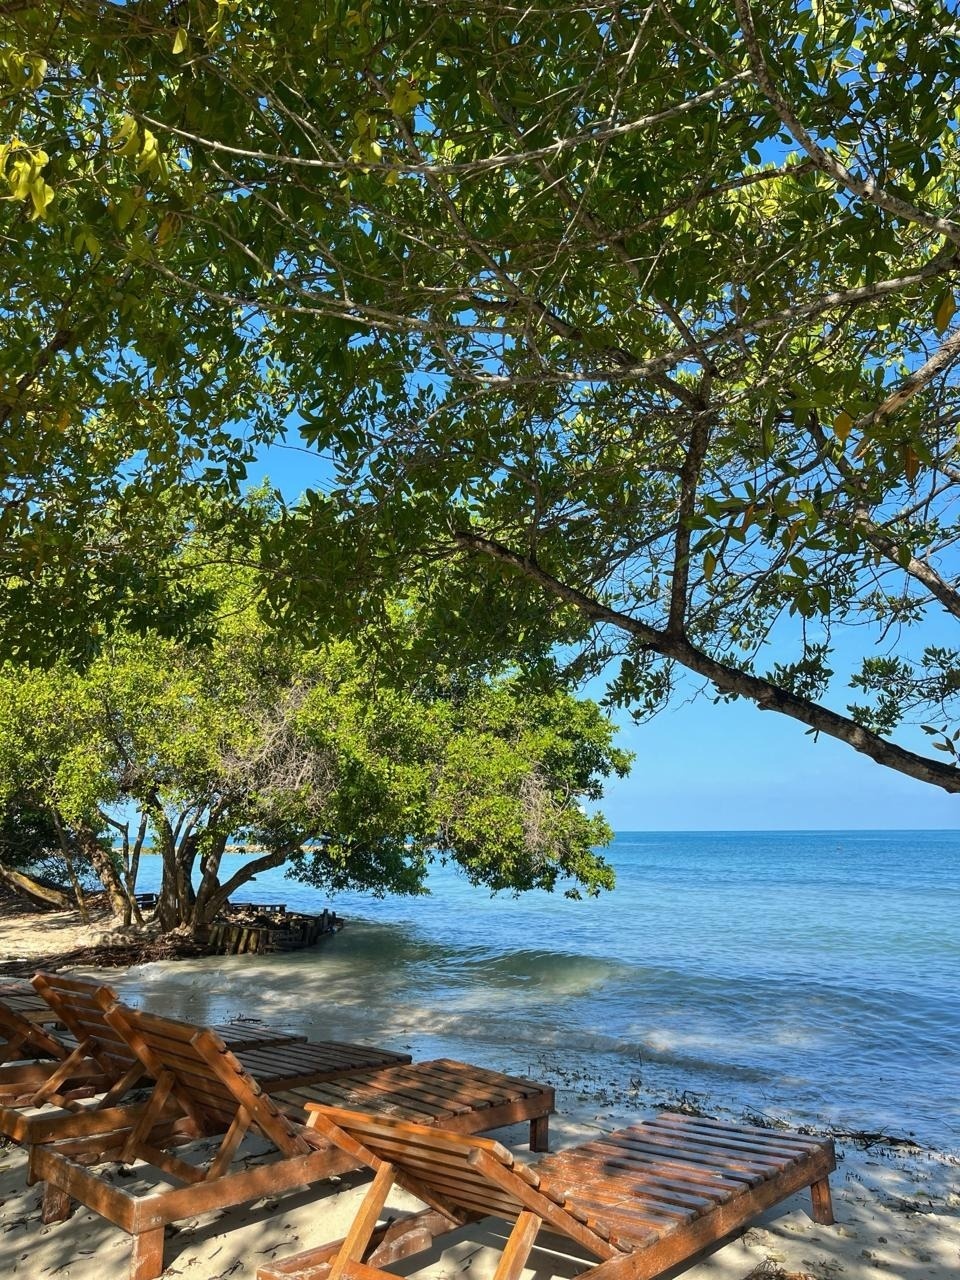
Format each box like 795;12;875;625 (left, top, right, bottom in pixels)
192;834;230;936
77;828;129;919
152;808;191;931
126;811;148;926
0;861;72;909
199;847;291;929
100;810;146;927
49;808;88;922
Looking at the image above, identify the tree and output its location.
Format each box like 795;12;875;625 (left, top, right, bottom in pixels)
5;4;960;790
0;562;630;933
0;796;88;911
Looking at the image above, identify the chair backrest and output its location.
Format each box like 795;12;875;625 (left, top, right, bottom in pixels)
103;1001;311;1155
306;1104;615;1259
31;972;136;1081
0;996;71;1062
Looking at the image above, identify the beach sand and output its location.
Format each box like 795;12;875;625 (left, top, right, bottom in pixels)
0;900;117;961
0;1087;957;1279
0;948;957;1280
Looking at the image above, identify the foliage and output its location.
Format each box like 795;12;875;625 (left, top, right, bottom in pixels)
0;551;628;930
5;4;960;789
0;793;96;903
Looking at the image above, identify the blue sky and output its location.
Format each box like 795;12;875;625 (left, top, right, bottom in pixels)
248;439;960;832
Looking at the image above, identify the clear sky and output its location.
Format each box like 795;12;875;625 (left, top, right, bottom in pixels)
247;438;960;832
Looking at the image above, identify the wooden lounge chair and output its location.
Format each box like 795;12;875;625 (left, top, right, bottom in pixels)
1;978;304;1062
30;1001;554;1280
0;973;410;1148
257;1106;835;1280
0;993;76;1065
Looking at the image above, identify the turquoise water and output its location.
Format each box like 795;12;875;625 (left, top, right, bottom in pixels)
133;830;960;1149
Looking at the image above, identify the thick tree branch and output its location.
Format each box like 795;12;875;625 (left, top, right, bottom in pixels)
205;846;291;919
857;328;960;433
0;861;72;909
453;529;960;792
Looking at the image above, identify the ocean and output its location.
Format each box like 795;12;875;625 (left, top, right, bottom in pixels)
130;830;960;1150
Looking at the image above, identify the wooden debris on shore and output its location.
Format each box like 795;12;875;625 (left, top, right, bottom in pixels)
742;1266;817;1280
206;903;341;956
0;934;207;978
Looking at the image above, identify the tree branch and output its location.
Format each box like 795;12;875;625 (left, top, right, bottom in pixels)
205;846;291;918
453;529;960;792
669;415;713;634
734;0;960;246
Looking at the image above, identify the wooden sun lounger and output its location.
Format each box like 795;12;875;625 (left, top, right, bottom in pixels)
30;1002;555;1280
0;994;76;1065
257;1106;835;1280
0;973;410;1149
33;972;315;1053
2;979;306;1058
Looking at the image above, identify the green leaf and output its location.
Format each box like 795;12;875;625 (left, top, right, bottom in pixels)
833;410;854;444
390;82;422;115
934;290;956;336
172;28;188;55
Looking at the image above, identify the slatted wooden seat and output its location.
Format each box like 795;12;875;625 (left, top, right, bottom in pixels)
256;1107;835;1280
0;973;409;1149
273;1058;552;1148
30;1001;554;1280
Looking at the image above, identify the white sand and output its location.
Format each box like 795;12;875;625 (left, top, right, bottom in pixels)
0;1099;957;1279
0;902;117;961
0;938;957;1279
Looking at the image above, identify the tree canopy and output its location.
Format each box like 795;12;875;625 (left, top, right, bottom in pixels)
0;538;629;932
5;3;960;791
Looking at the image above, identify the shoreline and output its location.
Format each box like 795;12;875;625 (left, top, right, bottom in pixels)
1;902;956;1155
1;907;958;1278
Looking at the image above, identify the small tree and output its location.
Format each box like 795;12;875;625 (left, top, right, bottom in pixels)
0;586;629;935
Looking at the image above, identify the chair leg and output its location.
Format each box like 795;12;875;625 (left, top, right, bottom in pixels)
529;1114;549;1152
492;1210;542;1280
41;1181;74;1224
810;1176;835;1225
132;1226;166;1280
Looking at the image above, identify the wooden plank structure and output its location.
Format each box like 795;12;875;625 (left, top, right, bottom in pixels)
257;1107;835;1280
0;987;64;1026
0;974;410;1149
271;1058;552;1152
30;1003;554;1280
207;907;339;956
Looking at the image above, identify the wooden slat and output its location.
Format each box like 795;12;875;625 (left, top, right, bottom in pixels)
556;1137;759;1188
639;1116;812;1161
653;1111;824;1147
209;1021;306;1049
432;1059;545;1099
576;1134;770;1181
258;1110;836;1280
541;1154;734;1208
